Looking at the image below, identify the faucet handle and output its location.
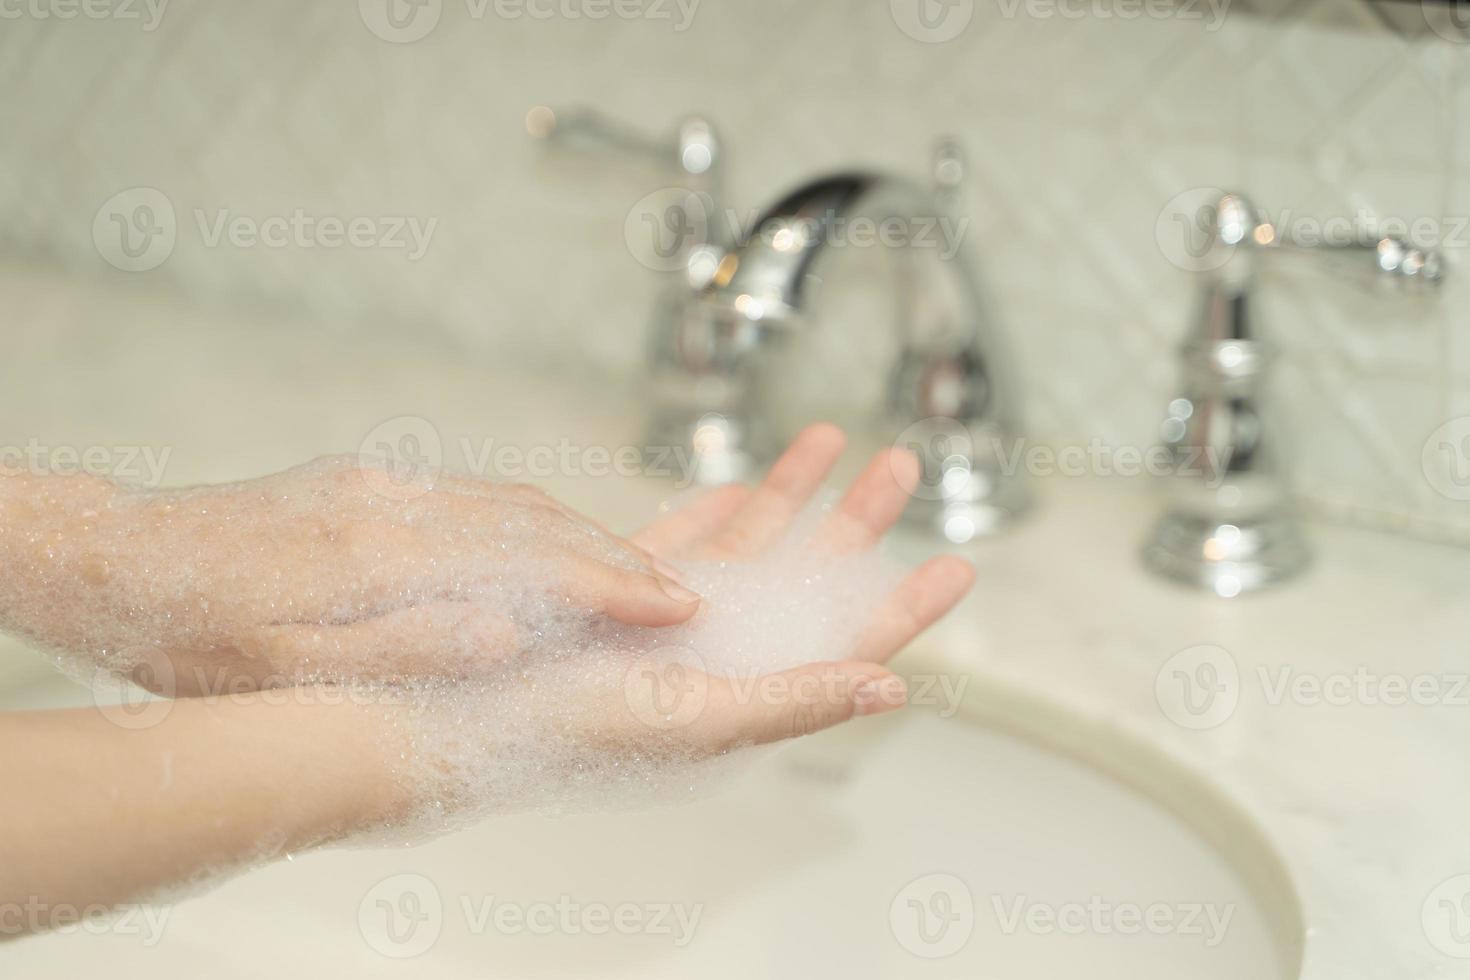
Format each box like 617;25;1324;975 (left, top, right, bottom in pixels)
1143;190;1449;597
1196;191;1445;290
1272;233;1445;289
525;105;720;180
527;104;727;274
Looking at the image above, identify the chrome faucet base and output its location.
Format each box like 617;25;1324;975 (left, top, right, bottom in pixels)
894;417;1032;541
902;471;1032;542
642;408;769;486
1141;510;1310;598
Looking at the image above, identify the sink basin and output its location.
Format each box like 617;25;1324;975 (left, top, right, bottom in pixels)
2;657;1295;979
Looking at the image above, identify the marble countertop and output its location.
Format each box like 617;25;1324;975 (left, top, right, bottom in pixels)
1;269;1466;979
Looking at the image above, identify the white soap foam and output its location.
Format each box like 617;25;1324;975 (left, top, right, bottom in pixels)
380;523;906;832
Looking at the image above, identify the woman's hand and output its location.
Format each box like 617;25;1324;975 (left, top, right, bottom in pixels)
0;456;702;695
603;422;975;753
0;425;976;924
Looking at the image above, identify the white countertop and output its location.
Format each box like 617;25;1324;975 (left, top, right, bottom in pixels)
2;268;1467;978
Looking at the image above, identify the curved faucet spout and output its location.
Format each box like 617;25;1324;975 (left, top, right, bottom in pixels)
646;166;1030;539
691;171;1028;538
526;105;1031;537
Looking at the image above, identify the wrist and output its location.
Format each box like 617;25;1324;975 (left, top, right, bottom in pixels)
219;692;420;848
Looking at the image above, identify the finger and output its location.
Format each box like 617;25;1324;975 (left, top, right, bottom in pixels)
850;555;976;664
815;447;920;554
246;602;520;682
706;423;846;557
694;661;907;751
557;554;702;627
632;484;752;556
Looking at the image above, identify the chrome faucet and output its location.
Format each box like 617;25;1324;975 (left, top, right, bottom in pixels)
529;105;1030;541
1142;191;1443;596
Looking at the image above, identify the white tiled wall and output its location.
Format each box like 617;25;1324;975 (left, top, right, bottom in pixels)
1;0;1467;538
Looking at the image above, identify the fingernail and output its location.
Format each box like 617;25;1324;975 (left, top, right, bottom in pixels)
658;576;702;605
653;559;701;604
854;674;907;716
